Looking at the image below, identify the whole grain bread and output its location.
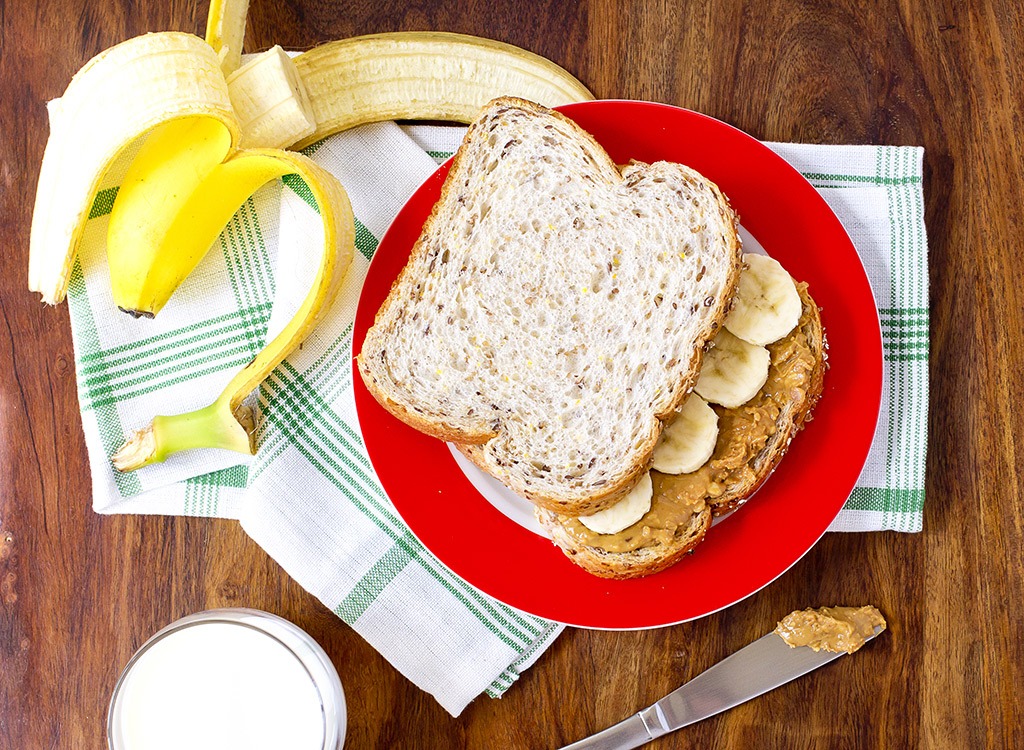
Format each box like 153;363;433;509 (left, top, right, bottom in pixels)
357;97;742;516
536;283;827;578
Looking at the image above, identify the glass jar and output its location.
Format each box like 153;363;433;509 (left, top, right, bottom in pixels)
107;608;346;750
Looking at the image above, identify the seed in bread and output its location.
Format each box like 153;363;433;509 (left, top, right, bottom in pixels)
358;96;742;516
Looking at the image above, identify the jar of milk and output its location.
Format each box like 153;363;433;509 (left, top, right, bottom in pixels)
107;609;346;749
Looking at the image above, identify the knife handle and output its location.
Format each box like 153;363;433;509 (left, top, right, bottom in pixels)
558;713;657;750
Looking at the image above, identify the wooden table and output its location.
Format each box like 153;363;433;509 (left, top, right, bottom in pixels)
2;0;1021;747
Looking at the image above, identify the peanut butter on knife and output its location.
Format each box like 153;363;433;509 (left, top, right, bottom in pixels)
775;606;887;654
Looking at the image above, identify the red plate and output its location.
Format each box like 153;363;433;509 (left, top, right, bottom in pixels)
352;101;882;629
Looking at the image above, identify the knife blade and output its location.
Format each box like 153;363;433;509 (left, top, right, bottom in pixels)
558;625;884;750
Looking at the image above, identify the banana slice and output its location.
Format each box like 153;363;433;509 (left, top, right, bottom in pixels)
724;253;802;346
579;473;653;535
651;395;719;474
694;329;770;409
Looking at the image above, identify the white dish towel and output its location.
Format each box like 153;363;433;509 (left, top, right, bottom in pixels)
66;121;927;715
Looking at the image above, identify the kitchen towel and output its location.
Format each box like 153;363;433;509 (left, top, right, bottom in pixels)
64;122;927;715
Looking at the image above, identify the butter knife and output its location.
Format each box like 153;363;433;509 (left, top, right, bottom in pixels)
558;625;884;750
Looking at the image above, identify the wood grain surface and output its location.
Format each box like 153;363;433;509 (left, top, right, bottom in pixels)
1;0;1021;747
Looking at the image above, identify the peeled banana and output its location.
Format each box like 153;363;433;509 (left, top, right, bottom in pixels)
652;395;719;474
579;473;654;535
26;28;355;470
694;329;771;409
724;253;802;346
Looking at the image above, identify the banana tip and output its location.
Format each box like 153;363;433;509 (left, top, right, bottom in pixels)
111;427;157;472
118;306;156;319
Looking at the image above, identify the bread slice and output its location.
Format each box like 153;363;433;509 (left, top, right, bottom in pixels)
536;283;827;579
357;97;742;516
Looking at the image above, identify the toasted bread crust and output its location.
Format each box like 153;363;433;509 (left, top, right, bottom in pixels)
540;284;827;578
456;442;655;515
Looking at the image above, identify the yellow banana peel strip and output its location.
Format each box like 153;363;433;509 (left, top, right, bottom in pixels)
292;32;595;149
111;148;355;471
106;116;235;316
28;32;236;305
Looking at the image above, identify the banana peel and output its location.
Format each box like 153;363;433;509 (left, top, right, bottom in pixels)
28;33;237;305
105;115;234;317
112;149;354;471
28;2;594;472
106;116;329;318
291;31;595;149
206;0;250;75
227;46;317;150
28;29;355;471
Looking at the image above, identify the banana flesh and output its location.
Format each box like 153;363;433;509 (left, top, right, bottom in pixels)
291;32;594;149
227;46;317;150
28;33;236;305
694;329;771;409
651;395;720;475
579;473;654;535
724;253;802;346
206;0;250;74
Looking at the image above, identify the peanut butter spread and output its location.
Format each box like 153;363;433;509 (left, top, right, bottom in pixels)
562;285;817;554
775;605;886;653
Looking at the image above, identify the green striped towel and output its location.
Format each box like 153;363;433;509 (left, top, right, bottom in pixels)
766;142;928;532
65;122;926;716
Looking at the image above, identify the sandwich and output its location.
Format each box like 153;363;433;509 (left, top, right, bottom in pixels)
357;96;826;578
536;275;825;578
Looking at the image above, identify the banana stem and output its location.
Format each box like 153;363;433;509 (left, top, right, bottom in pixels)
111;398;254;472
